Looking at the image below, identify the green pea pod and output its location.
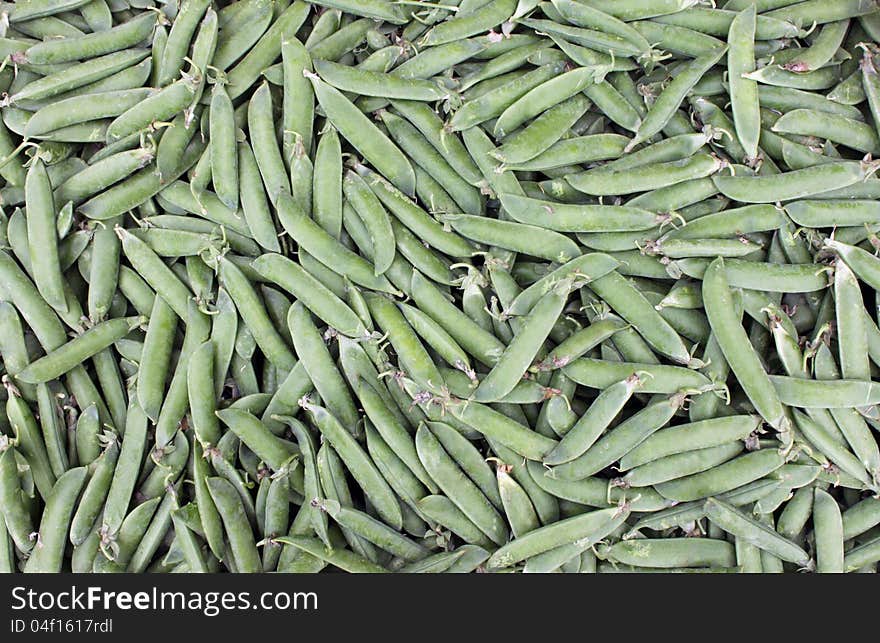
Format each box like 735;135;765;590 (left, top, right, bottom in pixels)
24;467;88;573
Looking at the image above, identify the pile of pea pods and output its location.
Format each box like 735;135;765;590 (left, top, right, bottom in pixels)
3;0;880;575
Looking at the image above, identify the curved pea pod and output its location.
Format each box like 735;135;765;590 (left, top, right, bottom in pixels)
679;257;830;292
541;458;678;511
425;421;501;511
832;258;870;383
488;438;559;527
0;301;35;402
551;0;652;49
275;535;388;573
450;62;565;132
230;144;276;252
218;255;297;373
548;393;682;481
187;341;220;448
388;100;482;187
391;38;485;82
840;496;880;542
85;223;122;325
562;358;711;393
208;83;238;211
599;537;736;569
487;506;629;570
506;133;629;172
770;376;880;408
498;193;660;233
844;534;880;571
505;254;619;319
704;497;811;567
442;368;551;405
93;493;163;570
7;391;56;502
116;227;193;319
22;467;88;573
24;158;66;313
416;496;486;548
74;403;101;467
762;0;877;24
621;442;746;488
713;161;878;202
24;467;88;573
533;319;626;372
156;0;211;86
308;127;343;239
206;477;261;574
492;73;593;145
660;237;762;259
379;112;482;217
101;398;149;537
812;488;844;573
439;393;558;462
664;204;787;240
415;425;507;546
628;47;727;150
358;383;435;494
9;49;151;103
773;109;880;156
702;257;788;432
727;5;761;160
314;59;446;101
275;192;399;295
419;0;516;46
16;316;142;384
441;213;579;264
76;139;205;222
567;153;725;196
287;302;360;431
398;303;471;374
280;37;315;162
364;292;443;393
106;73;199;142
24;11;156;65
551;373;640;461
0;446;35;554
620;415;761;471
216;408;296;473
785;199;880;227
272;418;326;547
472;280;570;403
212;0;273;69
24;88;155;139
320;499;428;562
588;270;693;364
861;41;880;126
307;73;415;197
824;237;880;292
497;466;539;539
343;169;395;276
398;549;468;574
302;400;402;530
652;4;801;37
183;8;218;106
224;0;311;97
654;448;786;503
244;81;290;206
33;383;66;481
69;439;118;547
252;253;367;339
356;167;475;259
137;297;178;420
